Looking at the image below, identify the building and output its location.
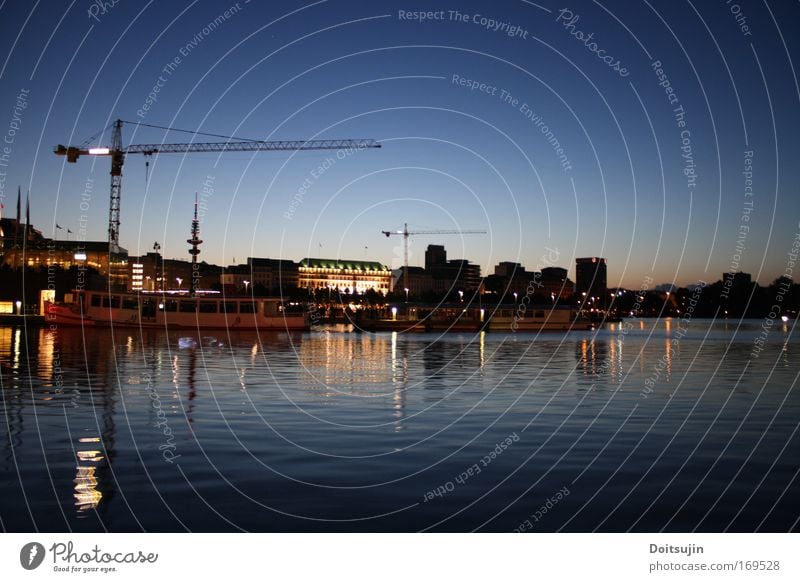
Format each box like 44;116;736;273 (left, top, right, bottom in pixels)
247;257;299;291
128;252;220;292
391;266;432;297
540;266;574;299
423;245;482;293
483;262;573;301
1;216;129;288
219;264;250;293
575;257;607;298
298;258;391;295
425;244;447;270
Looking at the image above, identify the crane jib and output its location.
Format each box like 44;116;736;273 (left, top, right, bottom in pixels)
54;119;381;249
124;139;380;154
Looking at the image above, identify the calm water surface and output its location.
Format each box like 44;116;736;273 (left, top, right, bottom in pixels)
1;318;798;532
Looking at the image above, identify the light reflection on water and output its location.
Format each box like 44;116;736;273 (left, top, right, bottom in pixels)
0;318;797;532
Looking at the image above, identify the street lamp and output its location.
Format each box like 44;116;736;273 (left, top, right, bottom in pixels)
176;277;183;292
458;290;464;303
404;287;409;303
243;280;250;294
153;242;161;291
513;291;518;304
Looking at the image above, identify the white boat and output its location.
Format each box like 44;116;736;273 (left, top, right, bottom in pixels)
44;289;310;330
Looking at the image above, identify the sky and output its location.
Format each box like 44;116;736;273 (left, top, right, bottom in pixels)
0;0;798;288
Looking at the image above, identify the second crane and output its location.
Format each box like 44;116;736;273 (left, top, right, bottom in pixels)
382;223;486;294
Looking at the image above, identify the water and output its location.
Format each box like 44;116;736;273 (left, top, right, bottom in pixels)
1;318;798;532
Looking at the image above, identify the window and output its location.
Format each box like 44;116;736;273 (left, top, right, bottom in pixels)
102;296;120;309
221;302;237;313
239;301;256;314
91;295;101;307
179;301;197;313
122;297;139;310
162;300;178;312
535;310;545;318
199;301;217;313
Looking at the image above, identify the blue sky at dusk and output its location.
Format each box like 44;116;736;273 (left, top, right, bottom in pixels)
1;0;798;288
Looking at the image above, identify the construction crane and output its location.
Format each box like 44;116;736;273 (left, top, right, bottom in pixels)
55;119;381;251
382;223;486;294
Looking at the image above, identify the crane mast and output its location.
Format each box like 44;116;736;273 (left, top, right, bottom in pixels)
55;119;381;251
108;119;124;251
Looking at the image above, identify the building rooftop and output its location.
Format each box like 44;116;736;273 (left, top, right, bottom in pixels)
299;258;390;271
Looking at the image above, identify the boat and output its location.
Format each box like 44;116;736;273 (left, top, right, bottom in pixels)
358;318;427;333
423;305;486;332
44;289;310;330
486;305;590;332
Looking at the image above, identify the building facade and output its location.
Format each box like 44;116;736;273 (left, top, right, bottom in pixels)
575;257;607;298
1;217;129;288
540;266;574;298
247;257;299;291
298;258;391;294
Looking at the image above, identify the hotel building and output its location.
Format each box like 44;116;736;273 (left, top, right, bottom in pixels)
297;258;391;294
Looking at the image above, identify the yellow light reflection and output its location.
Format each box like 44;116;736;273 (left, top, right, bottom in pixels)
76;450;104;462
479;331;485;370
74;466;102;511
580;338;588;374
13;327;21;369
664;339;672;379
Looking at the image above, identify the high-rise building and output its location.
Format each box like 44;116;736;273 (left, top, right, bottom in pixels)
575;257;607;297
425;245;447;270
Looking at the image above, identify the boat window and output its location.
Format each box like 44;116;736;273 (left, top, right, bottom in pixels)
535;310;545;318
179;301;197;313
122;297;139;310
221;301;237;313
141;299;156;318
239;301;256;314
162;300;178;312
90;295;102;307
103;296;121;309
199;301;217;313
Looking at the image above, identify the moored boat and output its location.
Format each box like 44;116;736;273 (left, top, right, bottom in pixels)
44;289;310;330
486;305;591;332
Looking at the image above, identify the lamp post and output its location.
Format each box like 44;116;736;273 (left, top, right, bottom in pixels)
404;287;409;303
243;280;250;294
513;291;518;304
153;242;161;291
176;277;183;292
458;290;464;303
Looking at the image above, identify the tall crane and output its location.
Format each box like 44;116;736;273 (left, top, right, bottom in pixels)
382;223;486;294
55;119;381;251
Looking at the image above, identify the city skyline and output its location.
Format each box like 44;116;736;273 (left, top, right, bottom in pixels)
0;188;789;293
1;1;799;289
